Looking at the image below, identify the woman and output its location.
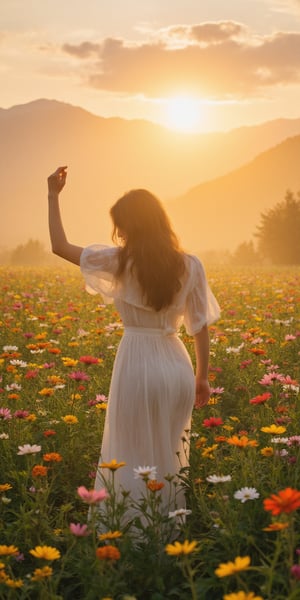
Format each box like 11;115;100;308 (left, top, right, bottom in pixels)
47;166;220;516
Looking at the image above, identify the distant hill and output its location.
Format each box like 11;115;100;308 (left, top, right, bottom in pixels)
1;98;300;251
167;135;300;252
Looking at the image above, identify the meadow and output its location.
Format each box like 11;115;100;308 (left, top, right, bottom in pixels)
0;265;299;600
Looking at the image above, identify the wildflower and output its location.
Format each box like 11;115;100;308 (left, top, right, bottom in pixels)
31;566;53;581
249;392;272;404
0;545;19;556
0;433;9;439
203;417;224;427
226;435;258;448
69;523;90;536
61;357;78;367
99;531;123;540
96;545;121;560
68;371;90;381
77;485;109;504
61;415;78;424
260;447;274;456
165;540;198;556
270;436;289;444
38;388;54;397
0;408;12;420
223;593;264;600
206;474;232;484
262;521;289;531
43;452;62;462
43;429;56;437
32;465;48;477
13;410;30;419
287;436;300;447
0;484;12;493
133;465;157;480
29;546;60;560
234;487;260;503
261;424;286;434
147;480;164;492
79;355;100;365
263;487;300;515
168;508;192;518
17;444;41;455
215;555;251;577
99;459;126;470
290;565;300;580
4;577;23;588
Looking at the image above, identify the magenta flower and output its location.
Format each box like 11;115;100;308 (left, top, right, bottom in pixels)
68;371;90;381
13;410;30;419
77;485;109;504
290;565;300;580
69;522;90;537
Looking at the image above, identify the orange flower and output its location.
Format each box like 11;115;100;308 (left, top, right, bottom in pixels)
250;348;266;355
43;453;62;463
38;388;54;397
264;488;300;515
226;435;258;448
262;521;289;531
32;465;48;477
96;545;121;561
147;480;165;492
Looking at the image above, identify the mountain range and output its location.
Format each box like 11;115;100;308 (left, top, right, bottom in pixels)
1;99;300;253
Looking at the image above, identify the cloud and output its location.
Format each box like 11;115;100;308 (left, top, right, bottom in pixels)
60;21;300;99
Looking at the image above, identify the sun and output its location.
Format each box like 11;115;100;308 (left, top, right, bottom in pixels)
165;96;202;132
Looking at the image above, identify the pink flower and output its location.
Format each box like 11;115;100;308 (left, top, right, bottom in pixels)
13;410;30;419
77;485;109;504
0;407;12;420
290;565;300;580
69;522;90;536
68;371;90;381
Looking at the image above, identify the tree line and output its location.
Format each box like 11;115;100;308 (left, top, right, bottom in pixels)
1;190;300;266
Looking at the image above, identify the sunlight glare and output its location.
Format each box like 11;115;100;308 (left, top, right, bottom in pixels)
165;97;202;132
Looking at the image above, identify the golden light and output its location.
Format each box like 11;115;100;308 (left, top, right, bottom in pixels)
165;96;202;132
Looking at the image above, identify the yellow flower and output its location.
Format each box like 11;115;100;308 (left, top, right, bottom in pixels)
61;415;78;424
99;459;126;471
223;592;263;600
29;546;60;561
31;566;53;581
70;393;82;401
0;484;12;493
61;357;78;367
38;388;54;397
223;425;234;431
99;530;123;541
261;424;286;434
0;545;19;556
260;447;274;456
95;402;108;410
4;577;23;588
165;540;198;556
215;556;251;577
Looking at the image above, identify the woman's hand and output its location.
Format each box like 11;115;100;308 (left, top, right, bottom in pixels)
48;166;67;196
195;378;210;409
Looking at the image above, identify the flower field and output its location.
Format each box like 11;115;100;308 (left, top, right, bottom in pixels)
0;265;299;600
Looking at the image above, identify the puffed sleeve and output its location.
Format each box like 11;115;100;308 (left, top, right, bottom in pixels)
183;256;220;336
80;244;119;303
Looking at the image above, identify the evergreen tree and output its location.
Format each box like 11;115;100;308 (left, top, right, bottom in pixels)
255;190;300;264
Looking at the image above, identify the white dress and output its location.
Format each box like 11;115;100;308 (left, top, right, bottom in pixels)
80;245;220;514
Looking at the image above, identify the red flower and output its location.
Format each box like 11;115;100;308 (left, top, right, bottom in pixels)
79;355;99;365
249;392;272;405
202;417;224;428
264;487;300;515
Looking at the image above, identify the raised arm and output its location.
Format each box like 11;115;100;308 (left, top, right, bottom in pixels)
48;166;83;266
194;324;210;408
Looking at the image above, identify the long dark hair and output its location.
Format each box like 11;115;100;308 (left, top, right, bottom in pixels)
110;189;185;311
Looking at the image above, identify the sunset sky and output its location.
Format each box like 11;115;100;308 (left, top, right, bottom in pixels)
1;0;300;132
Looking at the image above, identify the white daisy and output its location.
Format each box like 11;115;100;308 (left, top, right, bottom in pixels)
206;474;232;484
234;487;260;503
168;508;192;518
133;465;157;480
17;444;41;455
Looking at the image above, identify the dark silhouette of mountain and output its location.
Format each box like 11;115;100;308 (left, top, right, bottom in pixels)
167;135;300;252
1;98;300;251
